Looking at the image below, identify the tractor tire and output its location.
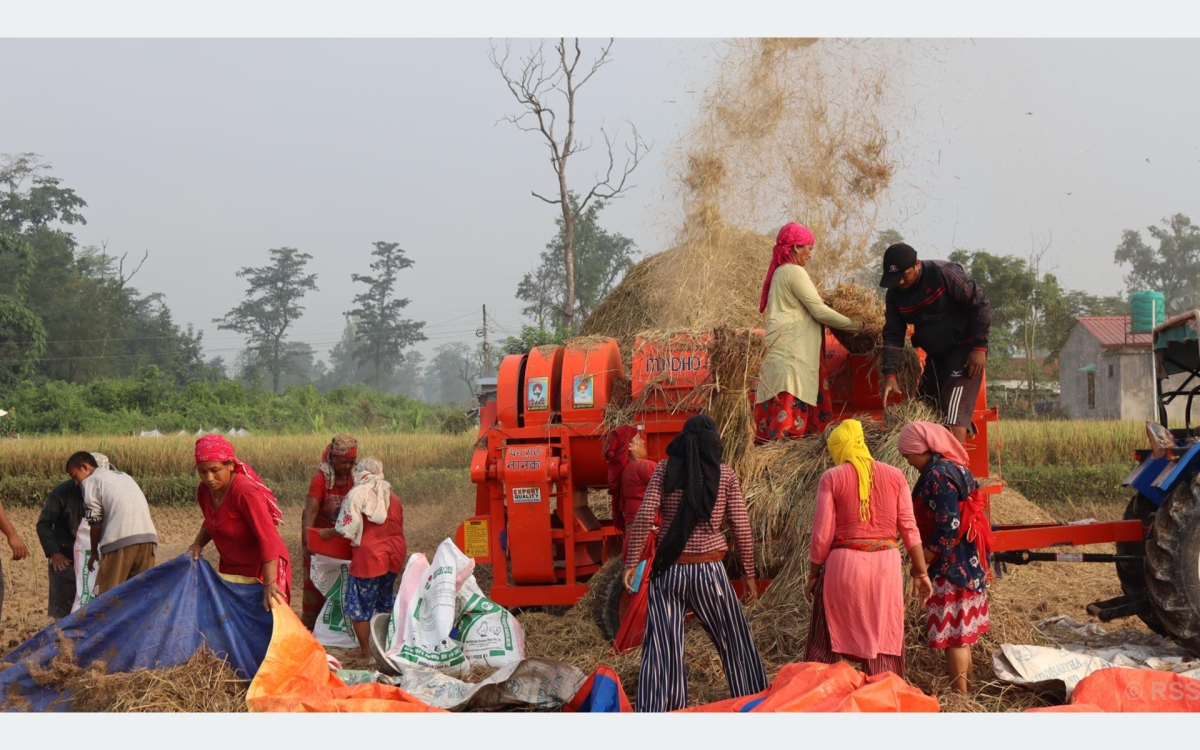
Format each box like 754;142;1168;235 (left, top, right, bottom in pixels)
1116;494;1169;635
1145;476;1200;655
591;559;630;642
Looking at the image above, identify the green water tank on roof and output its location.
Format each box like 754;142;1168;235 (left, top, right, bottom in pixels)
1130;290;1165;334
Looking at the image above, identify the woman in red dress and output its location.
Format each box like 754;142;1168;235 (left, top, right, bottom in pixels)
603;425;658;540
187;435;291;612
300;434;357;629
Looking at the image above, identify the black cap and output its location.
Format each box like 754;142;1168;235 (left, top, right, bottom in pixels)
879;243;918;288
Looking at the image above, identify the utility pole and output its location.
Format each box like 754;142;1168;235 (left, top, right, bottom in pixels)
477;304;491;378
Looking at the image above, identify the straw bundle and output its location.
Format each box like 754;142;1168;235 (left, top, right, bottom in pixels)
738;400;939;599
820;281;885;354
13;633;248;713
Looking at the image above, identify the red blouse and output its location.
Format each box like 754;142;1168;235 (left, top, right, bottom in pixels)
198;473;292;582
307;472;353;527
350;491;407;579
620;458;657;527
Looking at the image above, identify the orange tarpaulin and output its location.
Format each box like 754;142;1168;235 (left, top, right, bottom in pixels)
247;605;444;713
678;662;939;713
1025;668;1200;713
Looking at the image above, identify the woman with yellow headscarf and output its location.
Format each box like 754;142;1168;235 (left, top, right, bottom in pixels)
803;420;933;678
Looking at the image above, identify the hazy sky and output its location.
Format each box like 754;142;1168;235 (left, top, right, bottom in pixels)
3;38;1199;365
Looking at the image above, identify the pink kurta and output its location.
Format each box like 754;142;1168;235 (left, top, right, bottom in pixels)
809;462;921;660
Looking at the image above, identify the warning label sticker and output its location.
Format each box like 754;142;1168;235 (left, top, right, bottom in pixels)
512;486;542;504
463;520;488;558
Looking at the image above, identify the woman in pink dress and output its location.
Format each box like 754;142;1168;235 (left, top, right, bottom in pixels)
804;419;933;677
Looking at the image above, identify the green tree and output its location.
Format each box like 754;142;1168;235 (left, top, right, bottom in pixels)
1;156;209;386
949;248;1035;357
423;342;475;405
502;324;566;354
321;319;370;390
0;296;47;391
1;153;87;233
215;247;318;393
392;350;425;399
236;341;319;391
516;194;637;333
348;241;427;388
950;244;1059;404
1114;214;1200;304
849;228;904;291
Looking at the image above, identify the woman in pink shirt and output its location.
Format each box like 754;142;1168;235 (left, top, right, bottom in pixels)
804;419;932;678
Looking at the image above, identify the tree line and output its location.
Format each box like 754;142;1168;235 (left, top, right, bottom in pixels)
0;147;638;427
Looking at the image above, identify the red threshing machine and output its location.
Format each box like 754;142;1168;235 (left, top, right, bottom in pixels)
454;330;999;631
457;323;1200;652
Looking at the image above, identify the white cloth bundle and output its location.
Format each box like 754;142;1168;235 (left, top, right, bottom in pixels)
334;458;392;547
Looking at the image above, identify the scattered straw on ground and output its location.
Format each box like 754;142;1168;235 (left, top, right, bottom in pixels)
513;483;1138;712
68;649;248;712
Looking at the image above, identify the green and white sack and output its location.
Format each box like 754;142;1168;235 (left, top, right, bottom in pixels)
310;553;358;649
384;538;524;676
385;543;469;676
456;576;524;668
71;519;99;613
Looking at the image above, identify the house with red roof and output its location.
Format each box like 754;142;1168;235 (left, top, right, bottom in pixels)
1058;316;1185;420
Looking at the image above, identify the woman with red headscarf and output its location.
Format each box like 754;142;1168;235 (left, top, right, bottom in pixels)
897;421;993;695
300;433;358;629
754;222;872;442
188;435;291;612
603;425;657;552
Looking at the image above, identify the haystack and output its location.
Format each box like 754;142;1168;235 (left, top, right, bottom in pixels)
578;226;774;355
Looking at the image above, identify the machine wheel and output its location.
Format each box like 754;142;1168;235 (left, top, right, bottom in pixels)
1116;494;1169;635
1145;477;1200;654
591;559;631;641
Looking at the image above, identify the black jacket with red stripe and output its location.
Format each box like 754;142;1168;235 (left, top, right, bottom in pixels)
882;259;991;376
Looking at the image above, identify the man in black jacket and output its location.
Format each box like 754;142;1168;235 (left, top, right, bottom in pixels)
879;243;992;443
35;454;108;618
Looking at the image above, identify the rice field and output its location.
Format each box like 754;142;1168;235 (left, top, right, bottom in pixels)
0;433;476;482
991;419;1143;468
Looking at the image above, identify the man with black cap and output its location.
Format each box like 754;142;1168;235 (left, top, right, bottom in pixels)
879;243;991;443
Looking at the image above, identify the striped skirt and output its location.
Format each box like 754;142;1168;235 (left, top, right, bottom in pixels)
925;576;990;649
636;561;767;712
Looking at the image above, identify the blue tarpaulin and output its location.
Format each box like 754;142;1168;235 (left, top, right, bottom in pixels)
563;666;632;713
1;554;273;712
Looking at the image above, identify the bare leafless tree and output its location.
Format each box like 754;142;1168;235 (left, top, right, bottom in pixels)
489;38;650;332
1022;231;1053;408
455;355;474;400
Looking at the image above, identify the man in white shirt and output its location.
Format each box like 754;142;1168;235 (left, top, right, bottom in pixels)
67;452;158;596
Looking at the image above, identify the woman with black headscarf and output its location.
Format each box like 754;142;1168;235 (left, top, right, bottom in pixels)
622;415;767;712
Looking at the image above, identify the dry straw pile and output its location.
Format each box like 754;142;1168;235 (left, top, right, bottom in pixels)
4;633;249;712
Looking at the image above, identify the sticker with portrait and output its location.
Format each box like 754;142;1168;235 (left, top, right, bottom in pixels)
572;374;594;408
527;377;549;410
